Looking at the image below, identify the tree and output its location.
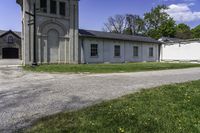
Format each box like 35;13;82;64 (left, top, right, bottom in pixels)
191;25;200;38
103;5;177;39
124;14;146;35
144;5;169;30
159;18;176;37
175;23;192;39
144;5;176;39
103;15;126;34
103;14;145;35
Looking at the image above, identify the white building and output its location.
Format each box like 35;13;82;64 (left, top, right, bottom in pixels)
16;0;161;65
79;30;161;64
160;37;200;62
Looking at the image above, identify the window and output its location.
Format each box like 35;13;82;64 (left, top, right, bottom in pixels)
59;2;66;16
91;44;98;57
8;36;14;44
40;0;47;13
149;47;154;57
50;0;57;14
114;45;121;57
133;46;139;57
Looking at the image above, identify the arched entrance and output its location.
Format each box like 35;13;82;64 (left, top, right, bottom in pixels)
39;21;68;64
2;48;19;59
47;29;59;63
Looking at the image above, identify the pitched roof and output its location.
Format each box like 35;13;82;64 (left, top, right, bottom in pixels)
0;30;6;36
0;30;21;38
79;29;162;44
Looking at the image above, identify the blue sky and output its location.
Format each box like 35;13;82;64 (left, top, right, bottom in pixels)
0;0;200;32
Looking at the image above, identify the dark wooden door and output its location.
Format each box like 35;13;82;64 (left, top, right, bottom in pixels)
2;48;19;59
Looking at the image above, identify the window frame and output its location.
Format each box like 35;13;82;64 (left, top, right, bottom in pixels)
59;2;66;16
149;47;154;57
7;36;14;44
50;0;57;14
114;45;121;57
40;0;47;13
90;44;98;57
133;46;139;57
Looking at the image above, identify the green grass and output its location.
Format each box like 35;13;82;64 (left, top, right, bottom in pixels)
25;80;200;133
23;62;200;73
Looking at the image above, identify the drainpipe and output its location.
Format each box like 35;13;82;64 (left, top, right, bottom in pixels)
32;2;37;66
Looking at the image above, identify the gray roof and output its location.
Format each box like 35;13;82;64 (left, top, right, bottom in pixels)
79;29;162;44
0;30;21;38
0;30;6;36
159;37;184;43
159;37;200;44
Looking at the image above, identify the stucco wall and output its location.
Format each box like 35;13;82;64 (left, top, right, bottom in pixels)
161;42;200;61
80;38;160;63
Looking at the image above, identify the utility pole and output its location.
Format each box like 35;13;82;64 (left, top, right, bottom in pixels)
26;1;37;66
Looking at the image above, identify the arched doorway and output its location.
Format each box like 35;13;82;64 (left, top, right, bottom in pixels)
2;48;19;59
47;29;59;63
40;21;68;63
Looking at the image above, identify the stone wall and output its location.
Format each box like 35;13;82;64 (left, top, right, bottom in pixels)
19;0;79;65
0;33;21;59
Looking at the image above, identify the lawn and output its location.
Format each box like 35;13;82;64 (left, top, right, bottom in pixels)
23;62;200;73
25;80;200;133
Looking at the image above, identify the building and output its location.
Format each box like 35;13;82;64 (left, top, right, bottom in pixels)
0;30;21;59
160;37;200;62
79;29;161;63
16;0;161;65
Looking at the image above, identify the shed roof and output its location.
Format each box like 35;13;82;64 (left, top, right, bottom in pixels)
79;29;162;44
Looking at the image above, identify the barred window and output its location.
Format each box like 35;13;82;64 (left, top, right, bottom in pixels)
91;44;98;57
59;2;66;16
149;47;154;57
133;46;139;57
114;45;120;57
50;0;57;14
8;36;14;44
40;0;47;13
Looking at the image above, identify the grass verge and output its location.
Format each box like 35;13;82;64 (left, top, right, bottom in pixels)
23;62;200;73
25;80;200;133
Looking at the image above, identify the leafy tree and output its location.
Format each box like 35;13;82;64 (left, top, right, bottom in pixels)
159;18;176;37
144;5;168;30
191;25;200;38
124;14;146;35
147;29;162;39
175;23;192;39
144;5;176;39
103;5;177;39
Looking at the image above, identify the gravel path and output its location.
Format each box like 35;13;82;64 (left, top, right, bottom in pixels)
0;66;200;132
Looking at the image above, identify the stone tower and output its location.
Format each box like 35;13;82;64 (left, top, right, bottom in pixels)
17;0;79;65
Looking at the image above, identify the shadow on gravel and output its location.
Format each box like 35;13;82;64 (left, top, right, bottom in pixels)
0;90;102;133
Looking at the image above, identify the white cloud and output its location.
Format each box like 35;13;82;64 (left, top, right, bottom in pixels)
165;3;200;22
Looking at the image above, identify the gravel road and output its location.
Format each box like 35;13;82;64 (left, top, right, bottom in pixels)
0;66;200;132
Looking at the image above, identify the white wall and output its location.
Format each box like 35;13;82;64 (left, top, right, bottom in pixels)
162;42;200;61
80;38;160;63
